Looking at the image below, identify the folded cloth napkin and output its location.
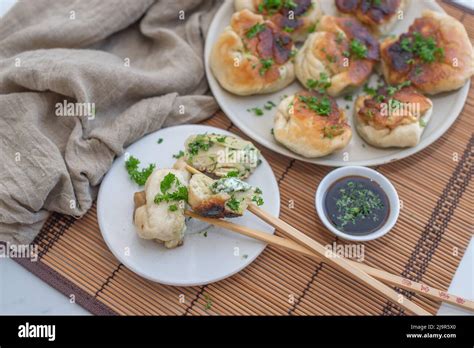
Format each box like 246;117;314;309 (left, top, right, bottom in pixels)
0;0;221;244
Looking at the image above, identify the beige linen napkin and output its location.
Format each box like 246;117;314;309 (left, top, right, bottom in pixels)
0;0;221;244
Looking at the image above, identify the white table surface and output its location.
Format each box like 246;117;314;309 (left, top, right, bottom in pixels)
0;0;472;316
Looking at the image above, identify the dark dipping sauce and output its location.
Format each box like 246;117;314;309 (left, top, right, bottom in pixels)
324;176;390;236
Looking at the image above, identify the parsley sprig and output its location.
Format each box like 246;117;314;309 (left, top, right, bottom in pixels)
226;197;241;212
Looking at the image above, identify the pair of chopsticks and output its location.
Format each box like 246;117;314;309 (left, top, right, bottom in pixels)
185;165;474;314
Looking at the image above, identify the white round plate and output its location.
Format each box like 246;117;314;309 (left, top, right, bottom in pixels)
97;125;280;286
205;0;470;166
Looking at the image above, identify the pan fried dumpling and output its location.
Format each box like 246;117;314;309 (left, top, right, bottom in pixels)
380;10;474;95
295;16;379;97
188;173;263;218
134;169;190;249
210;9;296;95
183;133;261;179
235;0;322;42
335;0;407;35
354;83;433;148
274;90;352;157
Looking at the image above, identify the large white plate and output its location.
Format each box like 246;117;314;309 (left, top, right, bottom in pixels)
97;125;280;286
205;0;470;166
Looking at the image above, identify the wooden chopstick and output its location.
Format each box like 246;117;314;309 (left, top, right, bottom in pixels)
184;164;430;315
185;211;474;312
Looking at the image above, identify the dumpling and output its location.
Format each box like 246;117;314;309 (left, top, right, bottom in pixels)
210;9;296;95
295;16;379;97
234;0;322;42
335;0;407;34
354;82;433;148
274;90;352;157
380;10;474;95
188;173;263;218
182;133;261;179
133;169;190;249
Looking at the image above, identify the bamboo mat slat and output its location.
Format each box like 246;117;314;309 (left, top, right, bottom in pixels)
12;1;474;316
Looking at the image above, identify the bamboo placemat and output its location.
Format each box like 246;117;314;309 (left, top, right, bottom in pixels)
14;1;473;316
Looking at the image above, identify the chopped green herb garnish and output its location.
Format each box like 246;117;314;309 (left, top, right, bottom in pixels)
306;72;331;93
157;138;163;144
160;173;176;193
248;107;264;116
334;181;383;229
173;150;185;159
226;171;240;178
203;294;213;310
252;195;264;206
227;197;241;211
188;134;213;156
169;204;178;212
154;173;188;205
259;58;274;76
285;0;297;9
363;83;377;96
264;101;277;110
326;54;337;63
246;23;265;39
343;94;353;101
125;156;155;186
387;81;411;96
154;185;188;205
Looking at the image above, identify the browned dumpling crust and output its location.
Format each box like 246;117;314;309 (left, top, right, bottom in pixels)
380;10;474;95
